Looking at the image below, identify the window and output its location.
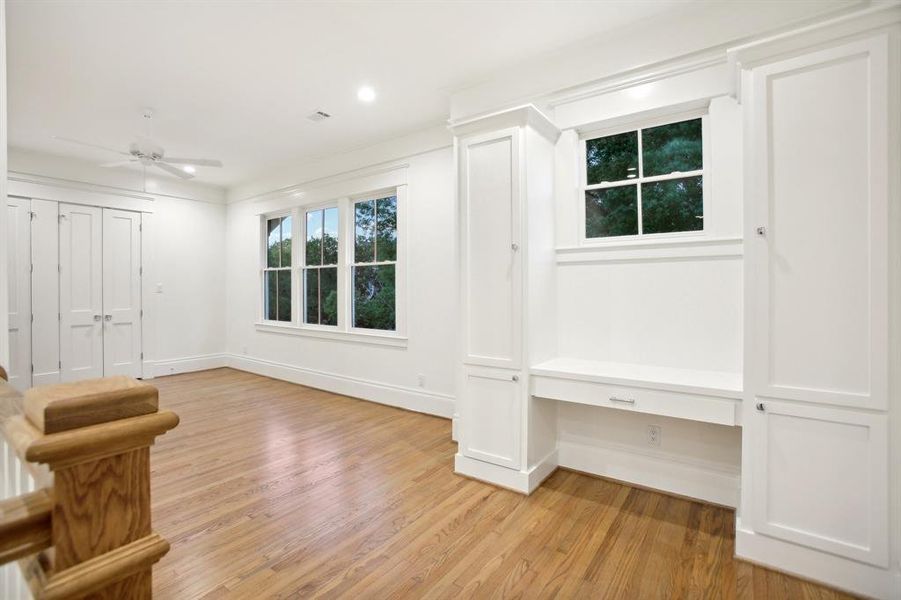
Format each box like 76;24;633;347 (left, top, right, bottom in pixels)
303;207;339;326
352;196;397;331
584;117;704;239
260;188;403;339
263;215;292;322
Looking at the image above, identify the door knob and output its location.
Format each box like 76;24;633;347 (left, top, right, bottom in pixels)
104;315;112;321
93;314;101;322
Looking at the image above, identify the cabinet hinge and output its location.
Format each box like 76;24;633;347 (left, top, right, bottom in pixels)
29;211;36;221
139;266;143;276
140;309;144;318
31;364;34;374
139;223;143;232
31;314;34;323
59;360;62;369
30;263;34;274
140;352;144;360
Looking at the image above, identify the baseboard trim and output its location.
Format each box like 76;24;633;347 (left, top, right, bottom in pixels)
147;353;229;378
454;449;559;495
557;440;739;508
735;519;894;599
227;354;455;419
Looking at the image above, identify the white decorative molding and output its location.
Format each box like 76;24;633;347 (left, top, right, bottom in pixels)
254;322;408;348
228;354;455;418
8;171;156;212
448;104;560;144
148;353;229;378
735;519;895;600
454;449;558;495
556;236;743;264
558;440;740;508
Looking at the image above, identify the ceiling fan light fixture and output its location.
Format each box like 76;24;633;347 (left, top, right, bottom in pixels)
183;165;196;174
357;85;376;103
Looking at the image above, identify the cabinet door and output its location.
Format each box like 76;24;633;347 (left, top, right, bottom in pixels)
31;200;60;386
750;400;888;566
746;36;889;410
102;209;143;378
6;197;31;391
59;203;104;382
460;128;522;369
460;367;522;469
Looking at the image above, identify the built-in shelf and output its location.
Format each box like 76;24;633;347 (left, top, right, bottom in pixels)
530;357;742;399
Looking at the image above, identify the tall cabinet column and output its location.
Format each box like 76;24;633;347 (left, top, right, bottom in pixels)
451;105;560;494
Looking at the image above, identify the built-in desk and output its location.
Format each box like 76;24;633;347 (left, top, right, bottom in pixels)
530;358;742;426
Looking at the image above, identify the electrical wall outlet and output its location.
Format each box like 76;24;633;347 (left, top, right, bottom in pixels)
647;425;661;447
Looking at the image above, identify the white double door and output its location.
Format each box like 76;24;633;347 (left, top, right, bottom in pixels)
58;204;143;382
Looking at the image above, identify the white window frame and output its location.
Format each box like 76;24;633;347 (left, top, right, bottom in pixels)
257;186;407;346
300;202;340;330
579;109;709;246
260;210;296;324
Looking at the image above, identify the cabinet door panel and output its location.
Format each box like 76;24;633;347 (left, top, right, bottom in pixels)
461;129;521;369
748;36;888;409
460;368;521;469
751;400;888;566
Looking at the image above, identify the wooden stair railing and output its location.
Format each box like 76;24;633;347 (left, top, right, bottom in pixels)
0;369;178;599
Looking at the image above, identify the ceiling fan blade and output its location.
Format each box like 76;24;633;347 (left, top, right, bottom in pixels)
53;136;129;156
162;157;223;167
154;161;195;180
100;160;138;168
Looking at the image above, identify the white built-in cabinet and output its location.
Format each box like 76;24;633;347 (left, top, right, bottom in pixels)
452;106;560;493
738;28;895;593
6;198;144;390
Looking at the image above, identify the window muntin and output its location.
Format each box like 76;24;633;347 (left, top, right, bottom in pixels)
352;196;397;331
263;215;292;322
584;117;703;240
303;207;339;326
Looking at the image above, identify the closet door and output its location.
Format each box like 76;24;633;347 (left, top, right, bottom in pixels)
59;203;104;381
6;198;32;391
31;200;61;386
747;36;888;411
460;128;522;370
102;209;142;378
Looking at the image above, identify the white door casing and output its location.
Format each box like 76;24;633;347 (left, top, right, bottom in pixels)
59;203;104;381
102;209;142;378
6;197;32;391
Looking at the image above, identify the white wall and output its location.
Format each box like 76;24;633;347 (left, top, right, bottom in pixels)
225;143;457;416
0;0;9;369
6;147;228;376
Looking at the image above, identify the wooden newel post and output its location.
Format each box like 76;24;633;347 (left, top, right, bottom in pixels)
18;376;179;599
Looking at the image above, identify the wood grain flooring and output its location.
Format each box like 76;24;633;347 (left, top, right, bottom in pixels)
149;368;857;599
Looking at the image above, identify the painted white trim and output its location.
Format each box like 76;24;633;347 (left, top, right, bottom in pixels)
556;236;743;264
9;172;155;213
735;519;895;600
227;354;454;418
148;353;229;378
254;322;408;348
454;449;558;495
557;440;740;508
448;104;560;144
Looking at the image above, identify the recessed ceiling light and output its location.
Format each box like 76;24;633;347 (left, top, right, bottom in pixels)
183;165;196;174
357;86;376;103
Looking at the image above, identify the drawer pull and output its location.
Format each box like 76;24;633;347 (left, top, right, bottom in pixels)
609;396;635;405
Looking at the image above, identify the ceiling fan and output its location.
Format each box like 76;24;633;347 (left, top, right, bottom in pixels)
53;109;222;180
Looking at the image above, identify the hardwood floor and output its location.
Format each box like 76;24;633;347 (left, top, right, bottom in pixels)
149;368;855;599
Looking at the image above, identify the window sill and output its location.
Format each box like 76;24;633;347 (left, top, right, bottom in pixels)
254;322;408;348
556;236;742;264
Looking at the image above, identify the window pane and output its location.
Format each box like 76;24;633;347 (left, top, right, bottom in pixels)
353;264;395;331
376;196;397;261
585;185;638;238
321;267;338;326
354;200;375;263
265;271;278;320
323;207;339;265
642;118;702;177
267;218;282;268
277;269;292;322
304;269;319;324
641;176;704;234
306;210;323;266
586;131;638;184
280;216;292;267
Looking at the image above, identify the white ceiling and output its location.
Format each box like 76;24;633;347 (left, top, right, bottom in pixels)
6;0;694;188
